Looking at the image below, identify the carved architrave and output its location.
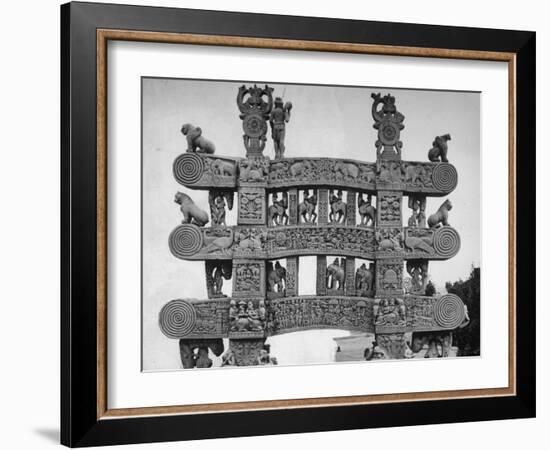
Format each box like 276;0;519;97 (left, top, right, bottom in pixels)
375;227;404;255
268;158;377;191
238;157;269;185
267;296;375;335
238;187;266;224
173;153;238;188
374;296;406;333
232;260;266;298
377;191;402;226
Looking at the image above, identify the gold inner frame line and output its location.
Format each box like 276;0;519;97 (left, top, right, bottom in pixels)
96;28;517;420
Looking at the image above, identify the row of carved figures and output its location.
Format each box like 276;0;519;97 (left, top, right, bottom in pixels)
176;188;453;231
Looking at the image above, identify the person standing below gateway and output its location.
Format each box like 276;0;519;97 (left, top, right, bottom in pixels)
269;96;292;159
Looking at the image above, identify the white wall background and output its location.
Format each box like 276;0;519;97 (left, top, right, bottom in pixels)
0;0;545;449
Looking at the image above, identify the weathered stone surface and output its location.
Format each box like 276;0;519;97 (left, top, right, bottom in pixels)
160;87;467;367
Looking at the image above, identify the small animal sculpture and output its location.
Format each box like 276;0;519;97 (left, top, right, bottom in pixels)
211;159;235;176
181;123;216;154
428;134;451;163
289;160;311;177
203;229;234;254
334;161;359;179
326;258;345;290
405;235;434;254
427;199;453;228
174;191;209;226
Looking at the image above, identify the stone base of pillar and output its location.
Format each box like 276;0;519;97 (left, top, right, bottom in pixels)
222;338;267;366
375;333;407;359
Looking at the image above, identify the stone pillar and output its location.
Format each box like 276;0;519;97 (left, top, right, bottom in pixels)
375;258;404;296
288;188;299;225
376;191;402;227
317;188;328;225
237;187;266;225
232;259;266;298
286;256;299;296
375;333;407;359
316;255;327;296
345;257;356;296
226;339;266;366
346;191;356;227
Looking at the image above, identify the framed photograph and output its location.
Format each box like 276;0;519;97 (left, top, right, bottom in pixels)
61;2;535;447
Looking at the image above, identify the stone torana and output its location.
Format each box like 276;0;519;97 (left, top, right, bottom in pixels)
160;86;468;367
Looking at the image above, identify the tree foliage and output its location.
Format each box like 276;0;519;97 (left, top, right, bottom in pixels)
445;267;480;356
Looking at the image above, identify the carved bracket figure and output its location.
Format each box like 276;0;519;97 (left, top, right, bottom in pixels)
175;191;209;226
428;199;453;228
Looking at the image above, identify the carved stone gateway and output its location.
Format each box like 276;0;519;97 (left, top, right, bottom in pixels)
159;87;467;367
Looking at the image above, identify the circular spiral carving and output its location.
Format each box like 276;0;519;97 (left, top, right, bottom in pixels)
433;226;461;258
173;153;204;185
159;299;197;338
242;114;267;138
432;163;458;192
169;224;203;258
434;294;465;329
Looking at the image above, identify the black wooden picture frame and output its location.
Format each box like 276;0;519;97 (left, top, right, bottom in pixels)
61;1;535;447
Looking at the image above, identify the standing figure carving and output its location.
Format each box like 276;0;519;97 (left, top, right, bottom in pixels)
208;191;233;227
358;193;376;226
299;189;318;224
269;96;292;160
268;191;289;226
329;189;347;224
327;258;345;291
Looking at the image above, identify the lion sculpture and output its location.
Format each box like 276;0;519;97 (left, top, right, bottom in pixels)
181;123;216;154
428;134;451;163
174;191;209;226
427;199;452;228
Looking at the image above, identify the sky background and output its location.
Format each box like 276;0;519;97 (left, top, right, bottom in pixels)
142;78;480;370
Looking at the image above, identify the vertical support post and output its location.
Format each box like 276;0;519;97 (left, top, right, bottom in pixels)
286;256;299;296
346;190;356;226
317;188;328;225
288;188;299;225
345;257;356;296
316;255;327;296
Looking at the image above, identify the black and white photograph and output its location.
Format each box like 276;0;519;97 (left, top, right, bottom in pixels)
142;78;480;371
